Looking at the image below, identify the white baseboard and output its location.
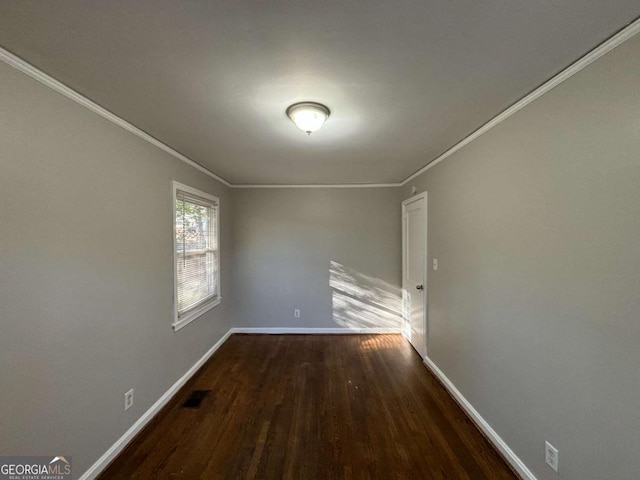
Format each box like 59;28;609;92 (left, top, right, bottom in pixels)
79;329;234;480
230;327;401;334
422;356;537;480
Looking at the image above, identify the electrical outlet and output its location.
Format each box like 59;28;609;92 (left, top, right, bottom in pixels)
432;258;438;270
545;441;559;472
124;389;134;411
294;309;301;318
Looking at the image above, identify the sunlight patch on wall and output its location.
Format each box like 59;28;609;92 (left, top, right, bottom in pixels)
330;261;402;330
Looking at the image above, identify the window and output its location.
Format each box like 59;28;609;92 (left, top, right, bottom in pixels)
172;181;220;331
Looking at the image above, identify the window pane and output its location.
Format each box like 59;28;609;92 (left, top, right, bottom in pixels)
176;200;212;253
177;253;217;314
175;190;218;318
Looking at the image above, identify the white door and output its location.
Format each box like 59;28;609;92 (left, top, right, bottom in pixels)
402;193;427;359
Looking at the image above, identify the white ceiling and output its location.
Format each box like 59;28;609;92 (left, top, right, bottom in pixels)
0;2;638;185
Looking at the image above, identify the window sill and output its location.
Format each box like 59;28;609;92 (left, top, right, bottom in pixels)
173;297;221;332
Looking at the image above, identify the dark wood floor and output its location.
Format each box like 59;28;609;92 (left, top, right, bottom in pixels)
100;334;518;479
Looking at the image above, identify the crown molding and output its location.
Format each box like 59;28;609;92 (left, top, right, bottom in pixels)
232;183;402;189
2;15;639;190
0;46;233;187
401;16;640;186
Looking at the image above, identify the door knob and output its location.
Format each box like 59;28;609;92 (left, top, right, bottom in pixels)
416;284;424;290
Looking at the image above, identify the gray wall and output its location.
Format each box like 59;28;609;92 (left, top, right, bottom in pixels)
0;61;233;476
401;34;640;480
231;188;402;329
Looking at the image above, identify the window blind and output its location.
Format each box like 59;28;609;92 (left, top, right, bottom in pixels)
175;190;218;318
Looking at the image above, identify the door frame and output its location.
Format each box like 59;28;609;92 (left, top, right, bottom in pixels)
401;191;428;358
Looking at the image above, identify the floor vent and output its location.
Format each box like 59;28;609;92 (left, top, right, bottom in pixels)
182;390;211;409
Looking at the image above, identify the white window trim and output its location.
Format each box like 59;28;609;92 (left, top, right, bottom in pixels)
172;181;221;332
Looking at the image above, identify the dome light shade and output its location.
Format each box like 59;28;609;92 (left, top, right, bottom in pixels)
286;102;330;135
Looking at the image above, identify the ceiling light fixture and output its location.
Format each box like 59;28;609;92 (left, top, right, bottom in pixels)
286;102;330;135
